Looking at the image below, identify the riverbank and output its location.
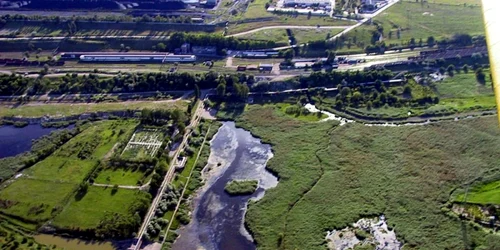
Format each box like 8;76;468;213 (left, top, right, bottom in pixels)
228;103;500;249
172;122;278;250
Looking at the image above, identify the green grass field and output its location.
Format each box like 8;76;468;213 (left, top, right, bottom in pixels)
231;104;500;250
292;28;344;44
94;168;149;186
436;70;493;99
455;180;500;205
238;29;289;46
24;120;137;183
228;15;353;35
0;100;187;118
343;71;495;119
53;186;149;229
342;1;484;52
0;120;137;223
0;179;76;222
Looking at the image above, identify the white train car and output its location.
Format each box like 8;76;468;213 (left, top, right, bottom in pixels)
79;54;197;63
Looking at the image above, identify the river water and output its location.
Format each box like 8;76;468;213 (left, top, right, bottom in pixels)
173;122;278;250
0;125;60;158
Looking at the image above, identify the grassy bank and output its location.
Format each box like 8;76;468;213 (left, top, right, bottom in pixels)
0;120;138;224
228;104;500;249
340;1;484;52
0;100;188;118
225;180;259;195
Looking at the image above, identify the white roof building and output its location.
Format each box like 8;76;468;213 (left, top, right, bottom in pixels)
283;0;331;7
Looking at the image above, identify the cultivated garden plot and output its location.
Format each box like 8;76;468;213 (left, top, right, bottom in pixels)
121;129;165;159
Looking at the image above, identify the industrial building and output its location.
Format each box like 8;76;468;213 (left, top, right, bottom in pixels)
259;63;274;72
61;52;169;60
79;54;197;63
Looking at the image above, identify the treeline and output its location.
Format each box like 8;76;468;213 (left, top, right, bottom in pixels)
0;72;255;96
168;32;276;53
331;78;438;111
300;69;394;89
304;32;486;54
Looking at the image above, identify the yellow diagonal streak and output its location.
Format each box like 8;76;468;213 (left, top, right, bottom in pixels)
482;0;500;125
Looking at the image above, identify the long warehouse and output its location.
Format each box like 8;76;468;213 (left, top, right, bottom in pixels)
79;54;197;63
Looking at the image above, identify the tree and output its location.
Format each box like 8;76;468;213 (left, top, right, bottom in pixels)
366;101;373;110
340;86;351;97
194;84;200;100
403;85;412;96
462;64;469;73
427;36;435;47
216;80;226;97
409;37;416;50
351;91;362;107
447;64;455;77
157;42;166;52
439;67;446;75
476;68;486;84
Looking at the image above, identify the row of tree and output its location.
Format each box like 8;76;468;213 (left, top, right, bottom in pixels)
0;71;256;96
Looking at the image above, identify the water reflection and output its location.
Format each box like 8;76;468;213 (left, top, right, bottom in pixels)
173;122;278;250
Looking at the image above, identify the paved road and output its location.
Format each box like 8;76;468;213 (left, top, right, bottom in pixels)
227;25;351;37
270;0;401;51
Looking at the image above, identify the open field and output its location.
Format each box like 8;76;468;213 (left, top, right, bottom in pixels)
53;186;150;229
94;168;150;186
227;104;500;249
0;179;76;222
455;180;500;205
436;70;493;99
24;120;137;183
337;70;495;120
342;1;484;52
402;0;481;5
0;120;137;223
227;16;354;35
0;100;188;118
292;28;343;44
237;27;345;46
238;29;290;46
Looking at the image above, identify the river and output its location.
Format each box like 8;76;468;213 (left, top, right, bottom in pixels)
0;125;61;158
173;122;278;250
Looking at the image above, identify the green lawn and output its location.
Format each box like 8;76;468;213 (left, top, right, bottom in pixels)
342;1;484;52
436;71;493;99
0;100;188;118
94;168;149;186
238;29;289;46
24;120;137;183
53;186;149;229
231;104;500;250
455;180;500;205
408;0;481;5
292;28;344;44
0;179;76;222
0;120;137;223
228;15;354;35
